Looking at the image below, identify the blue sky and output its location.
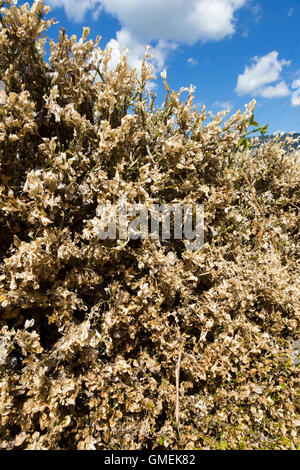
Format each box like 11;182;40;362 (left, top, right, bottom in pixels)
19;1;300;134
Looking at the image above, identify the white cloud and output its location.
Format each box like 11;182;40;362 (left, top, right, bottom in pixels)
236;51;291;98
47;0;102;23
213;100;232;109
103;0;247;72
288;7;294;17
187;57;198;66
250;4;261;23
105;29;177;75
95;0;247;44
259;81;290;98
291;79;300;106
48;1;247;72
48;0;247;42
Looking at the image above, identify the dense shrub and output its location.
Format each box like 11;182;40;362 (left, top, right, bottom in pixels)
0;1;299;449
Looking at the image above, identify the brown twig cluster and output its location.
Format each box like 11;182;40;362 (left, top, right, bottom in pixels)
0;1;299;450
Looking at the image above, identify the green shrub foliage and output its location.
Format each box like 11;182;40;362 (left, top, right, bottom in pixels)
0;1;299;449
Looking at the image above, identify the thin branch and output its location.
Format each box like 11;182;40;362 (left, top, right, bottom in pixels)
175;345;183;439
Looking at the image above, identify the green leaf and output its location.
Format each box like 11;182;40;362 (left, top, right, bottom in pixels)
250;114;259;127
259;124;269;136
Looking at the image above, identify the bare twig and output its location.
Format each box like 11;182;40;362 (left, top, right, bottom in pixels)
146;145;155;164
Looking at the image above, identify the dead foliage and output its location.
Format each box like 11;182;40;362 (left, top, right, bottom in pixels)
0;1;299;450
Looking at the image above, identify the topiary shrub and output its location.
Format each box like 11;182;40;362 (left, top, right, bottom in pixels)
0;0;299;450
